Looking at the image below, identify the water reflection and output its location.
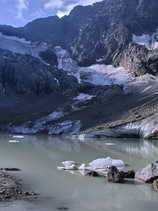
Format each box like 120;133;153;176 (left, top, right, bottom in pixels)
0;134;157;211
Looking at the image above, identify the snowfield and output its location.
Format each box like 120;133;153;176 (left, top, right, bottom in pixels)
0;32;49;57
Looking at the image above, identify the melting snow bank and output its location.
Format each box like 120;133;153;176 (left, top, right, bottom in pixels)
57;157;125;176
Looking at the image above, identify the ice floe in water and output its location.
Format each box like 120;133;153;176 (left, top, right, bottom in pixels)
89;157;125;169
58;157;125;176
9;140;20;143
12;135;24;139
105;143;116;146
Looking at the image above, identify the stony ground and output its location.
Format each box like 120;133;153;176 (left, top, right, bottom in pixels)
0;172;38;201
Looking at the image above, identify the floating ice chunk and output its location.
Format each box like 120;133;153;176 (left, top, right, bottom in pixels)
12;135;24;139
62;161;78;170
105;143;116;146
62;161;76;167
89;157;125;169
9;140;20;143
78;164;86;170
57;166;65;171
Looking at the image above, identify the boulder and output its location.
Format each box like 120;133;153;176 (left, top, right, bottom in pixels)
152;179;158;192
135;161;158;183
107;166;125;183
107;166;135;183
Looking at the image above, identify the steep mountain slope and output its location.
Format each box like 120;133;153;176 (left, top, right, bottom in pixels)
1;0;158;73
0;0;158;138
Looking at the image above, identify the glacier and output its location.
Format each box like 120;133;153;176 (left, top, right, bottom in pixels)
0;32;49;57
0;33;135;88
54;46;134;87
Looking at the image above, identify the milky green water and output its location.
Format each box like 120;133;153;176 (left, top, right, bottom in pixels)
0;134;157;211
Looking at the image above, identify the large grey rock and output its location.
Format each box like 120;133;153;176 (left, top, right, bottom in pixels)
135;161;158;183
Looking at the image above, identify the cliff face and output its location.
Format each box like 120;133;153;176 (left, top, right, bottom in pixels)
1;0;158;75
0;49;79;96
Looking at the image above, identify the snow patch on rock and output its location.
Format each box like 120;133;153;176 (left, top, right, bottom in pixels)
73;93;95;102
133;31;158;50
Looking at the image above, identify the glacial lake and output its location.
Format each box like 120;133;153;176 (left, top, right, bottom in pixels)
0;134;157;211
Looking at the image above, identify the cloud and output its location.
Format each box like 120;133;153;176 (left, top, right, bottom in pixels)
44;0;103;17
0;0;103;26
16;0;28;19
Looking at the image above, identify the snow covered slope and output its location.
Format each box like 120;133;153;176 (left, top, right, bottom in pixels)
0;32;48;57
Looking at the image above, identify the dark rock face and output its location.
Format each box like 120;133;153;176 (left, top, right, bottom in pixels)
39;49;58;67
0;49;79;96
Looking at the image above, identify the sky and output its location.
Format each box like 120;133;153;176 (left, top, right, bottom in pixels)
0;0;103;27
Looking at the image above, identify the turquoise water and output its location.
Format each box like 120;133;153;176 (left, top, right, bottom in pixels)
0;134;157;211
